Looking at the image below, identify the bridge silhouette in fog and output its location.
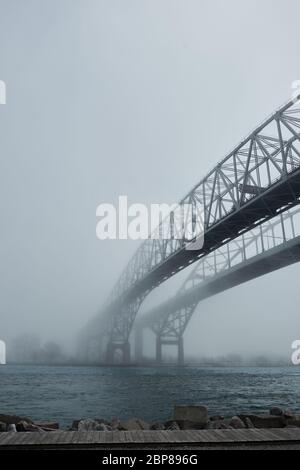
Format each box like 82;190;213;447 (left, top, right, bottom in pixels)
84;96;300;365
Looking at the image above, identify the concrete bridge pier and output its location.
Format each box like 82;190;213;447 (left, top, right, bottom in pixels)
156;335;184;365
134;326;144;363
105;341;131;365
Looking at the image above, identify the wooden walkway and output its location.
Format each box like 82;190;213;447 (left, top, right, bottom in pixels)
1;428;300;449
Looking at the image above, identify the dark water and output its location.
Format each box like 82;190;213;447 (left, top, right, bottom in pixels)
1;365;300;428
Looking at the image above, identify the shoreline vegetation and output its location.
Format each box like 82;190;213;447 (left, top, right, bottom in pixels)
0;406;299;433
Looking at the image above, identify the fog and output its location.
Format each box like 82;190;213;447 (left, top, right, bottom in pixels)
1;0;300;361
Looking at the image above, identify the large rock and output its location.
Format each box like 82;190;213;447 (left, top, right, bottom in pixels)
229;416;246;429
77;419;111;432
270;407;284;416
7;424;17;432
210;415;224;422
150;422;165;430
0;421;7;432
33;421;59;430
120;419;150;431
165;421;180;431
16;421;45;433
174;405;208;429
0;414;32;425
244;417;255;428
110;419;121;430
239;414;285;428
70;420;80;430
284;418;300;428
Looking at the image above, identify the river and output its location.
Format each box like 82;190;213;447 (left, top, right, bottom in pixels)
1;365;300;428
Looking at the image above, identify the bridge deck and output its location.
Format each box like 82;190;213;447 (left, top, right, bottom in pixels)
1;428;300;449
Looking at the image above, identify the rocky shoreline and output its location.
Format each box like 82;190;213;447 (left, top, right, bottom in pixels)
0;406;299;433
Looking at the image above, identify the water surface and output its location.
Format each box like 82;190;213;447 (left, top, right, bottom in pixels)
0;365;299;428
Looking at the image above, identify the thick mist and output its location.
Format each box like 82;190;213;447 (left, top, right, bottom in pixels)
1;0;300;361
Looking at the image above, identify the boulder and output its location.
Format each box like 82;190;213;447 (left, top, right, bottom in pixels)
206;420;231;430
77;419;109;432
110;419;122;430
0;421;7;432
244;417;255;429
97;423;111;431
173;405;208;429
7;424;17;432
120;419;150;431
0;414;32;425
284;418;300;428
70;420;80;430
16;421;45;433
150;422;165;430
165;420;180;431
284;410;297;420
219;422;231;430
210;415;224;422
205;420;224;430
270;407;284;416
239;414;285;428
229;416;246;429
33;421;59;430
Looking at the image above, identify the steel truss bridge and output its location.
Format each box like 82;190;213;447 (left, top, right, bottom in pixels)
84;97;300;364
134;207;300;364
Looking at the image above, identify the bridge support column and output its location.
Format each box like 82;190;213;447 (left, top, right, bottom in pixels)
155;336;184;365
156;336;162;364
178;335;184;366
105;341;131;365
134;326;144;363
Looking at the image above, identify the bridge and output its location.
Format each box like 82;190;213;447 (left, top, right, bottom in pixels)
84;96;300;364
134;207;300;364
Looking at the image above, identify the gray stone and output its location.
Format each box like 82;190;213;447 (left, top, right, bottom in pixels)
205;420;221;430
77;419;110;432
0;421;7;432
219;422;231;429
97;423;111;431
229;416;246;429
174;405;208;428
270;407;284;416
284;418;300;428
210;415;224;422
16;421;45;433
284;410;297;419
110;419;121;430
71;420;80;430
0;414;32;425
165;421;180;431
150;422;165;430
244;417;255;428
7;424;17;432
120;419;150;431
33;421;59;430
239;414;285;428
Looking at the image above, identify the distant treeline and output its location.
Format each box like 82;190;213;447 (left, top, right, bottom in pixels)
7;334;70;365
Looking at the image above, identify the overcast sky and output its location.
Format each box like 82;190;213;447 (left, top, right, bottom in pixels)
1;0;300;358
